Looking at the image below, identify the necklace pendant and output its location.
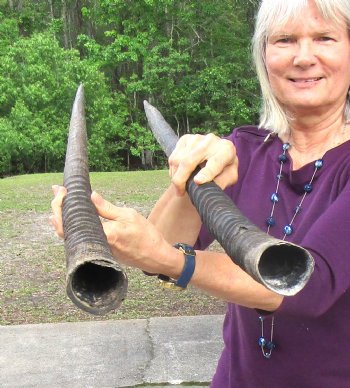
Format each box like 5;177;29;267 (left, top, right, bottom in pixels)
283;142;291;151
295;205;302;214
271;193;279;203
258;336;267;347
283;224;293;236
315;159;324;169
266;216;276;227
279;154;288;163
304;183;313;193
258;316;276;359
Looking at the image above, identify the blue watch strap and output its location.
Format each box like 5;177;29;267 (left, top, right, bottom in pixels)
174;243;196;289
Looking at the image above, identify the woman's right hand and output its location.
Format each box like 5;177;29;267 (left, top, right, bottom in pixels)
169;133;239;196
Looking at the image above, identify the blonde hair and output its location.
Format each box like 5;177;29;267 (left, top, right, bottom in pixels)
252;0;350;135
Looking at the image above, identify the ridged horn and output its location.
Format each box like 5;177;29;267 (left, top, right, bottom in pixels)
62;85;128;315
143;100;314;296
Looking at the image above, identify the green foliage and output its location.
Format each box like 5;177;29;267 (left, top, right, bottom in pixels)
0;32;128;176
0;0;261;176
0;15;19;54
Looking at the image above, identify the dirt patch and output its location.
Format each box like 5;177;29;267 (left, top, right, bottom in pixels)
0;210;226;325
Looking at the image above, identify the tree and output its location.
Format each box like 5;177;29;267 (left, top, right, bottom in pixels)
0;32;129;176
0;0;262;174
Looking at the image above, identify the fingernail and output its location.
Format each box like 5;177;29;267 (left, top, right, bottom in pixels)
91;191;103;205
195;172;206;183
49;216;57;229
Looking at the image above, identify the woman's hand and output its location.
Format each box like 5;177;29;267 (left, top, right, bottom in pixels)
91;191;177;274
169;133;239;195
50;186;181;275
50;185;67;238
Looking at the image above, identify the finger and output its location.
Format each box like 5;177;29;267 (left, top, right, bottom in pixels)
52;185;60;196
50;186;67;237
170;147;207;194
90;191;118;219
211;162;239;190
91;191;135;221
193;157;224;184
49;214;57;229
194;140;237;184
51;186;67;208
49;215;63;239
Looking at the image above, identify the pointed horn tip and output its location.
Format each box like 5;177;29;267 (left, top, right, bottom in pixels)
143;100;158;113
77;84;84;95
72;84;85;106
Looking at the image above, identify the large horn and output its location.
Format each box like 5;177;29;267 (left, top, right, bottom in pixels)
144;101;314;296
62;85;128;315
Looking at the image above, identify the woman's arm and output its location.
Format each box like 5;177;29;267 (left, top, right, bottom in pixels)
51;186;282;311
192;250;283;311
51;133;284;311
92;192;283;312
148;133;238;245
147;185;202;246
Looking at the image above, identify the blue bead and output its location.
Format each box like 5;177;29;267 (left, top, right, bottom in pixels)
266;341;276;350
315;159;324;169
266;217;276;227
271;193;279;203
282;143;291;151
294;205;302;214
284;224;293;235
259;316;264;322
304;183;313;193
258;336;267;347
279;154;288;163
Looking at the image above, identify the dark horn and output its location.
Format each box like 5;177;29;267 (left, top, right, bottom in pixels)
62;85;128;315
143;100;314;296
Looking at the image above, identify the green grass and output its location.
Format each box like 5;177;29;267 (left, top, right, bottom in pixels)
0;171;226;325
0;170;170;212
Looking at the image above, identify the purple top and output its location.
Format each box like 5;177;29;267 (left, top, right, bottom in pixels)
195;126;350;387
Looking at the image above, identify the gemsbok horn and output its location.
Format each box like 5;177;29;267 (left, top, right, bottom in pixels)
143;100;314;296
62;85;128;315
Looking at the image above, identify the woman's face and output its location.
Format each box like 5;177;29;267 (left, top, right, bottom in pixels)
265;1;350;117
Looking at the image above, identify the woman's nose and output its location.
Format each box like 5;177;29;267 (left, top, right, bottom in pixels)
293;40;317;68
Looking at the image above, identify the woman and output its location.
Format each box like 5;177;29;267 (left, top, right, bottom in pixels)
51;0;350;386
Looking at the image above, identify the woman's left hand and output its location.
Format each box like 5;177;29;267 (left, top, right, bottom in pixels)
169;133;238;196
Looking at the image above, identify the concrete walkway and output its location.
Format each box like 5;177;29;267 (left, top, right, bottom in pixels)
1;315;224;387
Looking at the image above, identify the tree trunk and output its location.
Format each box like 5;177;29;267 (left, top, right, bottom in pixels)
48;0;54;20
62;0;70;48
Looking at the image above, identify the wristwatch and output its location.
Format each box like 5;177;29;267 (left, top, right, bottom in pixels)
158;243;196;290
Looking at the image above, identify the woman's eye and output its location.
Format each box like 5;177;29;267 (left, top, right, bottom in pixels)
317;36;333;42
272;36;293;45
277;38;291;43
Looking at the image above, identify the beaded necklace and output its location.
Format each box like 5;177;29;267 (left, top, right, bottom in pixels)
258;123;349;359
258;140;324;359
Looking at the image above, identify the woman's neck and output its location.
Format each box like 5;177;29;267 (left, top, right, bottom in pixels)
280;112;350;170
